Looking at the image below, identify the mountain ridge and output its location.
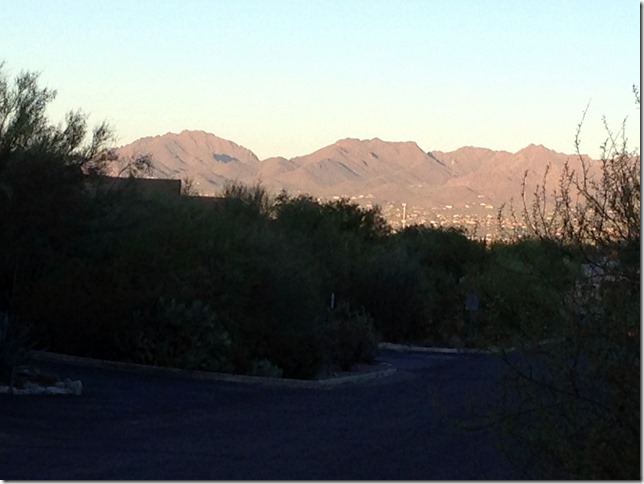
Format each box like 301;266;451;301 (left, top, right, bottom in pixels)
115;130;597;227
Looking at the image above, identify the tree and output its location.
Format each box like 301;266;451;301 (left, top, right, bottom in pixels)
0;63;116;176
0;62;119;317
493;88;640;479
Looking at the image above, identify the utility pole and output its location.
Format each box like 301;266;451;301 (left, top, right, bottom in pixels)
402;202;407;229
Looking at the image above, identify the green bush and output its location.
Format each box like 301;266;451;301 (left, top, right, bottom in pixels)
247;358;284;378
132;298;232;372
351;241;431;343
273;193;389;300
398;226;488;345
220;181;275;220
21;193;193;358
321;302;379;371
348;225;488;345
473;240;579;346
194;195;327;379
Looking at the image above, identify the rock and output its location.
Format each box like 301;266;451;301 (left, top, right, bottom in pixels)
0;377;83;395
63;378;83;396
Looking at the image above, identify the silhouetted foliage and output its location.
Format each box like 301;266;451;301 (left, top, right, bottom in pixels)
489;90;640;479
131;298;232;372
320;302;378;372
0;64;118;365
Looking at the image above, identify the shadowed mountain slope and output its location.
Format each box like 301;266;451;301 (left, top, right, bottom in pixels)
116;130;597;210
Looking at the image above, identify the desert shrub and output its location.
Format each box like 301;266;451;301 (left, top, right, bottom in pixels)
351;241;431;342
132;297;232;372
320;197;390;241
275;193;389;236
220;180;275;220
473;239;580;346
184;197;327;378
247;358;284;378
20;192;202;358
321;302;379;371
397;225;487;277
57;186;329;378
355;225;488;345
20;185;329;378
1;151;96;330
490;90;640;479
275;194;434;344
273;194;388;299
25;259;120;357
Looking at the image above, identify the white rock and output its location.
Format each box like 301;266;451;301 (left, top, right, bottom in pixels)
0;378;83;395
65;379;83;396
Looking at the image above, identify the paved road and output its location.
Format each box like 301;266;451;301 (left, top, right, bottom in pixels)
0;349;532;479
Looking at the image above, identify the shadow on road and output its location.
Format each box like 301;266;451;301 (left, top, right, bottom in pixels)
0;349;533;479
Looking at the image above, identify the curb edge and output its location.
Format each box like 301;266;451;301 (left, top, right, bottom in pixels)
29;351;397;389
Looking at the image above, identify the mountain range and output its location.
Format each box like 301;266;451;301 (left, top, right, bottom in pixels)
115;130;596;226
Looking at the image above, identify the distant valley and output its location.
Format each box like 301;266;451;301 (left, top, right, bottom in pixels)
115;130;596;237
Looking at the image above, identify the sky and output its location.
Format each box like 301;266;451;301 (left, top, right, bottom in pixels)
1;0;640;160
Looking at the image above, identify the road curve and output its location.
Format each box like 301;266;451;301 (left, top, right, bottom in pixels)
0;349;530;479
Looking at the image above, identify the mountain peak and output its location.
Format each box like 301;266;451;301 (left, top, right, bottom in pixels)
116;130;590;215
516;143;557;155
115;130;260;191
332;137;426;154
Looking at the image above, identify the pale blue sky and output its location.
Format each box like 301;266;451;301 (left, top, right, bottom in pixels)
1;0;640;159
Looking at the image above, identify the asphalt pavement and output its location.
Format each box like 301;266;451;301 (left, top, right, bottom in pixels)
0;349;532;479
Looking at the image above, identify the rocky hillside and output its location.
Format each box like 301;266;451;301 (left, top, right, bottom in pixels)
116;130;261;191
115;130;596;226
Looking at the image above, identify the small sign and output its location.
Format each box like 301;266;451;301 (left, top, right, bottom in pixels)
465;291;479;312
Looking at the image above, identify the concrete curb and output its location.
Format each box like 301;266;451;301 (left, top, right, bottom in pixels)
29;351;397;389
377;338;565;355
377;342;495;354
